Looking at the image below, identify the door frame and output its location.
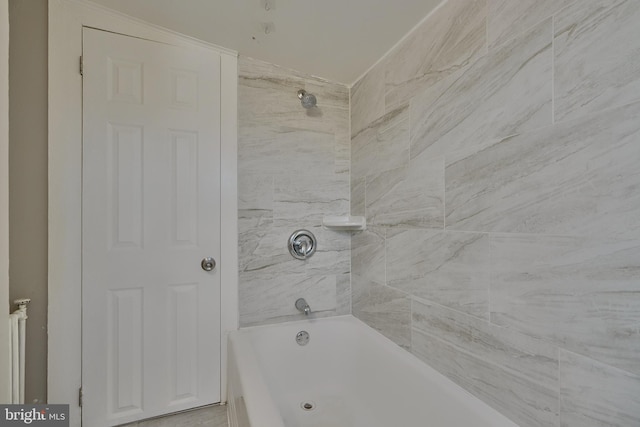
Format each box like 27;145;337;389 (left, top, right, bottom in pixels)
48;1;238;425
0;0;10;404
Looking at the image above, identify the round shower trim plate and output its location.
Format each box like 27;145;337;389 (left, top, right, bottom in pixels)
288;229;317;260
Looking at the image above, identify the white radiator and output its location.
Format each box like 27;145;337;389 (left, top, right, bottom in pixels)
8;298;30;404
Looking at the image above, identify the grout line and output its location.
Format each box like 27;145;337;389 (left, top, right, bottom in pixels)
381;282;413;299
409;297;414;352
408;102;414;163
488;14;553;53
363;175;367;228
488;233;493;324
557;347;563;424
555;97;640;126
383;226;387;286
348;84;352;194
485;0;489;55
486;0;578;53
442;155;446;231
551;15;555;125
559;349;640;379
409;292;489;324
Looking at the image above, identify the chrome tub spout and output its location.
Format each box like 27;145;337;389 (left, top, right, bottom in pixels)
295;298;310;315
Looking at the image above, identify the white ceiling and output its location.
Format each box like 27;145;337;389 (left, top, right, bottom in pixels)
90;0;443;85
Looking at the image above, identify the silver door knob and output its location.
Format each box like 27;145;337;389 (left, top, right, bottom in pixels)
201;257;216;271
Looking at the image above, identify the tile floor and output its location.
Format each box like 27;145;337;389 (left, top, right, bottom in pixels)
120;405;228;427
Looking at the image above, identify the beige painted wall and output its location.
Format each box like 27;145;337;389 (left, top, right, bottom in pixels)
8;0;48;404
0;0;11;403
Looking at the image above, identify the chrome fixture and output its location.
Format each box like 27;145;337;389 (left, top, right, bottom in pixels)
261;0;275;11
201;257;216;271
297;89;317;109
296;330;310;346
295;298;311;316
300;401;315;411
288;230;317;260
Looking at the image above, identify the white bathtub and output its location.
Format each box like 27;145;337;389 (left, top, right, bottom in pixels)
227;315;518;427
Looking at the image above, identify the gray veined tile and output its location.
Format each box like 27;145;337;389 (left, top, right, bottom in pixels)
239;55;305;80
554;0;640;122
350;63;385;138
336;273;351;315
239;56;309;93
412;300;559;390
445;101;640;238
366;156;443;229
240;273;337;326
238;77;314;132
351;228;385;286
273;174;349;224
238;128;336;177
238;55;351;329
238;56;348;174
239;216;292;275
351;105;410;183
350;177;365;217
334;132;350;175
386;229;489;319
238;209;273;271
329;96;351;176
304;79;349;110
411;325;559;427
410;17;552;163
491;234;640;375
239;56;349;135
351;274;411;350
560;350;640;427
487;0;575;49
240;222;349;278
384;0;487;111
238;174;273;211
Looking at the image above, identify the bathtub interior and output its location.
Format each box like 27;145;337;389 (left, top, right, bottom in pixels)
234;316;518;427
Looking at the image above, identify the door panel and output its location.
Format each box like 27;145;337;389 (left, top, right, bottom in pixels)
82;28;221;427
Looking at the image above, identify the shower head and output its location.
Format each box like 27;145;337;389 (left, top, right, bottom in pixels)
297;89;317;109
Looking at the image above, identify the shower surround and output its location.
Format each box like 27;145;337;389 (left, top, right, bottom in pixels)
350;0;640;426
238;57;351;327
236;1;640;425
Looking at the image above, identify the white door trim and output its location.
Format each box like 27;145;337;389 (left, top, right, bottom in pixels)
0;0;10;405
47;1;238;425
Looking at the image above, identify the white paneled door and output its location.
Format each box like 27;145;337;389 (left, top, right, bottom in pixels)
82;28;221;427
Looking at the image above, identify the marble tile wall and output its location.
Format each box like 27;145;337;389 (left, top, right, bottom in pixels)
238;56;350;326
350;0;640;426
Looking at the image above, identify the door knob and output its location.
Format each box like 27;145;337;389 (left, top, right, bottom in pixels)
201;257;216;271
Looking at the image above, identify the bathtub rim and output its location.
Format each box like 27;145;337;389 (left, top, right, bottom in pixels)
228;314;519;427
228;331;286;427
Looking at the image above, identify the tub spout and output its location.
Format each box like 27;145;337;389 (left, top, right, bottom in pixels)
295;298;311;315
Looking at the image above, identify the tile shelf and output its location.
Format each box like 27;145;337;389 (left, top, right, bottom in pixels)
322;215;366;231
